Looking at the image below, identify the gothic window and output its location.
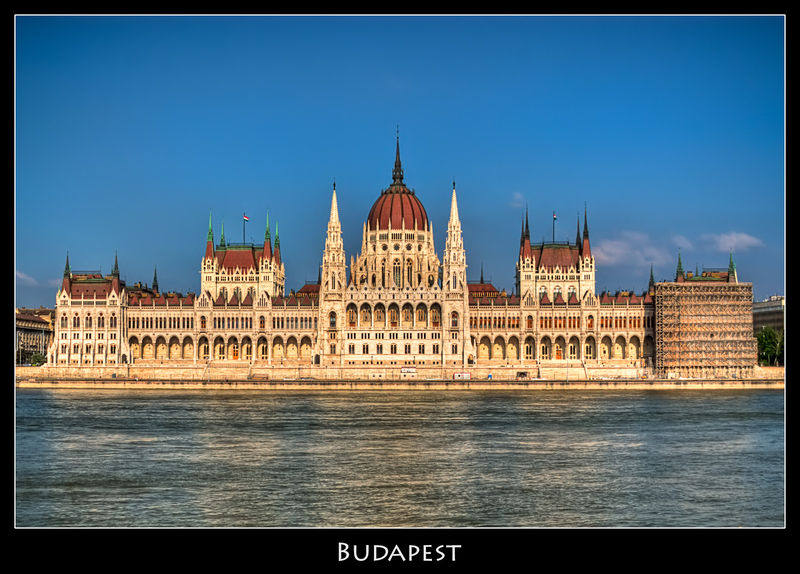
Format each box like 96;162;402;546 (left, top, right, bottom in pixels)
61;315;67;328
348;308;357;327
259;316;265;329
539;286;547;300
527;315;533;330
431;308;441;327
587;315;594;329
407;262;413;286
402;308;412;323
329;312;337;329
389;307;399;326
567;286;576;300
451;312;459;328
393;260;401;287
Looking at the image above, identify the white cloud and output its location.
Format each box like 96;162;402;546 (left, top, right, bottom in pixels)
671;234;694;251
16;271;38;286
593;231;673;268
509;191;525;209
701;231;764;252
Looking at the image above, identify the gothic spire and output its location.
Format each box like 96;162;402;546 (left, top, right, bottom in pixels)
207;210;214;242
676;250;685;280
391;130;404;186
112;252;119;277
63;252;71;277
649;264;655;292
153;266;159;293
525;205;530;240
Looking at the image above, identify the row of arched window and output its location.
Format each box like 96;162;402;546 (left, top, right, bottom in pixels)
61;313;117;329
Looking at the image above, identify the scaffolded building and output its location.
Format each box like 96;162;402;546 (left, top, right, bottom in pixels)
654;253;757;378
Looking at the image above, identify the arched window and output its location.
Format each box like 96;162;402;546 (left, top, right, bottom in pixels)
451;312;459;328
73;315;80;328
526;315;533;330
329;312;337;329
60;315;67;328
200;316;207;329
393;260;401;287
259;316;265;329
98;315;104;328
539;286;547;300
86;315;92;328
110;314;117;328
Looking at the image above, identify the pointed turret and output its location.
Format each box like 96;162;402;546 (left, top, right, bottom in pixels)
581;205;592;259
525;206;530;240
649;264;655;294
152;266;159;294
443;179;466;294
263;211;272;261
273;221;281;266
205;211;215;259
675;251;685;281
728;251;738;283
219;220;226;248
392;131;404;186
111;252;121;293
321;181;345;296
61;252;71;293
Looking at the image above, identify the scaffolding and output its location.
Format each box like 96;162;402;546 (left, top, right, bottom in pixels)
654;282;757;378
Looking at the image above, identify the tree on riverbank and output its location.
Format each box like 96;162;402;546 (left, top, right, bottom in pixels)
757;326;783;366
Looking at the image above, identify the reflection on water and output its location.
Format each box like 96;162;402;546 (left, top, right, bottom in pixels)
15;389;784;527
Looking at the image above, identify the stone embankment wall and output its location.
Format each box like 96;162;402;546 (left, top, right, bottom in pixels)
15;363;784;390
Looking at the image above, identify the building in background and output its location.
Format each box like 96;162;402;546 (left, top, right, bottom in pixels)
16;307;54;364
753;295;785;333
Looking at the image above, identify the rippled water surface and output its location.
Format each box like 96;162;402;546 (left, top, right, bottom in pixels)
15;388;784;527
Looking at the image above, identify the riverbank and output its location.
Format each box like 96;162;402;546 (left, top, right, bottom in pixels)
16;377;784;391
16;365;783;390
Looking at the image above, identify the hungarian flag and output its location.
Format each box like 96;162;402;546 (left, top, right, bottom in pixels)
553;211;557;221
243;214;249;222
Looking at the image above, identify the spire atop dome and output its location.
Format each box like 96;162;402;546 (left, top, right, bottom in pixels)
112;252;119;277
392;129;404;186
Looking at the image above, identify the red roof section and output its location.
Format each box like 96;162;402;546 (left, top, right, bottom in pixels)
535;244;580;271
367;189;428;231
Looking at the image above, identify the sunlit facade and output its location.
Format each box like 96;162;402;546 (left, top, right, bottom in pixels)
49;139;663;372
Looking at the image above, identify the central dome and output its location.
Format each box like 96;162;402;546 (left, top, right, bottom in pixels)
366;138;429;231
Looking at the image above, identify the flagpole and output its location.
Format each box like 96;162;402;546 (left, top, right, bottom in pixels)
552;211;556;243
243;213;246;244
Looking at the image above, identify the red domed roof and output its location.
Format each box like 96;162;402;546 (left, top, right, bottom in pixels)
366;138;429;231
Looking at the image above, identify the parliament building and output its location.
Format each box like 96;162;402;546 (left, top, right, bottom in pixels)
46;139;757;379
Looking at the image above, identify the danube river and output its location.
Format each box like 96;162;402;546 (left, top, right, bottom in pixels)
15;388;784;528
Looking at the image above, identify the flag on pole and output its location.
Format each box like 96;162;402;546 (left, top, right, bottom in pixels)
243;214;250;222
553;211;557;221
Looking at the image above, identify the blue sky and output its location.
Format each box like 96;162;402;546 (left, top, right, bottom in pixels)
15;15;784;307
